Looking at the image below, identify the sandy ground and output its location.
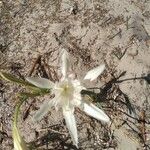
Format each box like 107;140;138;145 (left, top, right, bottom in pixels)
0;0;150;149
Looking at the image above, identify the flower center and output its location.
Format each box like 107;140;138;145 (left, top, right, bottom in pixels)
53;80;74;109
54;80;74;99
61;81;74;98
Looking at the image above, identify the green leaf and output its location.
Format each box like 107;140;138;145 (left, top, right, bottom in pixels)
0;72;52;94
0;72;35;87
13;95;28;126
19;90;50;98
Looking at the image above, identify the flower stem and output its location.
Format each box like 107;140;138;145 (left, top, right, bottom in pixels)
13;95;28;127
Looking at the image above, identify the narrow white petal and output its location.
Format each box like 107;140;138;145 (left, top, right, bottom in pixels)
72;96;82;107
33;99;54;121
81;102;110;123
84;64;105;81
26;77;54;89
63;108;78;147
61;49;70;78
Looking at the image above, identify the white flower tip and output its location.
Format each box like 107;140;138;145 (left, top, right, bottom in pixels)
107;120;111;126
96;112;110;124
102;115;111;124
75;143;79;149
32;115;39;123
62;48;68;55
63;108;78;148
32;113;42;123
84;64;105;81
32;99;54;122
26;77;54;89
82;102;110;124
61;49;70;78
72;137;78;148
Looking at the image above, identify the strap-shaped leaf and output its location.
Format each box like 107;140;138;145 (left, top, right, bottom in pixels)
0;72;35;87
19;90;50;98
13;95;29;150
0;72;53;94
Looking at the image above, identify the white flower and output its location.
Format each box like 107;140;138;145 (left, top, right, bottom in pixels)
84;64;105;81
26;49;110;147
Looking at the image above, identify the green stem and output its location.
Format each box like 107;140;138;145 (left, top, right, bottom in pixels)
13;95;28;127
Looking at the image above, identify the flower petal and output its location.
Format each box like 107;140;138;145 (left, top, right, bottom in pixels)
33;99;55;121
61;49;70;78
26;77;54;89
84;64;105;81
63;108;78;147
81;101;110;123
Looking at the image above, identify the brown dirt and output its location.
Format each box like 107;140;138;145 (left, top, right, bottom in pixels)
0;0;150;149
